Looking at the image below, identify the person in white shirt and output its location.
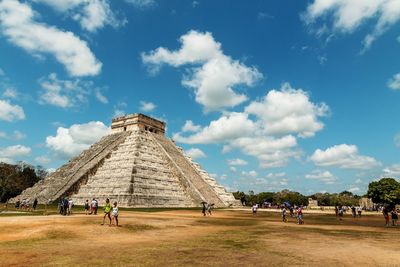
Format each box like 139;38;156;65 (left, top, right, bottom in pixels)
111;201;119;227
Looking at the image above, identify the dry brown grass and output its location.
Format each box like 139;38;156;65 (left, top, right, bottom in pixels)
0;209;399;266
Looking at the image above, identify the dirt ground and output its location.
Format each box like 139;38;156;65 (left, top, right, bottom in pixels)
0;208;399;267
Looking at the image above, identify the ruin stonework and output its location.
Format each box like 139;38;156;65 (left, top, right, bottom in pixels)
11;114;238;207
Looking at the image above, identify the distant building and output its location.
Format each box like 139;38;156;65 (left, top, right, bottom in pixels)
308;198;318;208
359;197;374;209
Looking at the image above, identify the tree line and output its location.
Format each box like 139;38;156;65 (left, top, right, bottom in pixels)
233;177;400;207
0;162;48;202
232;189;362;207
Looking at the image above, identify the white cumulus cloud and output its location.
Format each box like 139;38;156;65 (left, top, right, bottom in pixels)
142;30;262;111
0;0;102;76
185;148;206;159
310;144;381;169
305;170;337;184
245;82;329;138
139;101;156;112
388;73;400;90
382;164;400;178
173;112;257;144
46;121;110;158
34;0;124;32
0;99;25;121
38;73;94;108
0;144;31;163
227;158;248;166
95;89;108;104
303;0;400;51
181;120;201;133
125;0;155;8
35;155;51;165
2;88;18;99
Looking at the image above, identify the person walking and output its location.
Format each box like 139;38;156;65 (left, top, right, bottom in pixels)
207;203;213;216
62;198;69;216
282;207;287;223
32;198;38;211
201;202;206;216
297;205;304;225
252;204;258;216
15;199;20;209
102;198;112;226
357;206;362;217
383;207;390;227
90;198;96;215
351;206;356;218
84;199;90;215
94;199;99;215
391;207;398;226
111;201;119;227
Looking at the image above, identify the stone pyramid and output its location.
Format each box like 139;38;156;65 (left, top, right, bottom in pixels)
11;114;238;207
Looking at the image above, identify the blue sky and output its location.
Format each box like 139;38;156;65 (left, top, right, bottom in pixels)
1;0;400;195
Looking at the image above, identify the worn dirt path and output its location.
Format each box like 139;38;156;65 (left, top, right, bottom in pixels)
0;210;398;266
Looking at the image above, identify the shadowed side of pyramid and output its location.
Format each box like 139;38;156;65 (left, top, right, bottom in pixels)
10;114;240;208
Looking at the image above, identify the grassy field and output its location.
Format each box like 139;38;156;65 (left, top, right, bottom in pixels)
0;206;398;266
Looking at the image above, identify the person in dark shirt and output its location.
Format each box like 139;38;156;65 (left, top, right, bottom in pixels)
383;207;390;227
391;208;398;226
33;198;38;210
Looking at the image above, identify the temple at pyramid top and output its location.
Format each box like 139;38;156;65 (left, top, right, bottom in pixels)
11;113;239;208
111;113;165;135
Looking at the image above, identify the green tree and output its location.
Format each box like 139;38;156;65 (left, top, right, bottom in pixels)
0;162;40;202
367;178;400;205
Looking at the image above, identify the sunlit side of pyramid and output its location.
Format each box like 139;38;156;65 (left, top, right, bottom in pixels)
11;114;238;207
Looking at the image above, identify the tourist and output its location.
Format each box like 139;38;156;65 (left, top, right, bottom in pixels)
289;206;294;218
252;204;258;216
339;206;345;220
102;198;112;226
68;199;73;215
201;202;206;216
383;207;390;227
62;198;69;216
391;207;398;226
111;201;119;227
297;205;304;225
207;203;213;216
282;206;287;222
58;199;63;215
15;199;20;209
94;199;99;215
335;206;339;217
351;206;356;218
33;198;38;211
357;206;362;217
21;199;26;210
90;198;97;215
25;199;30;211
84;199;90;215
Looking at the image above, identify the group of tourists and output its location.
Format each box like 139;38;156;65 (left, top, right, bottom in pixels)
281;205;304;224
382;206;398;227
58;197;74;216
101;198;119;226
14;198;38;211
201;202;213;216
335;205;362;220
84;198;99;215
58;197;119;226
251;203;305;224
